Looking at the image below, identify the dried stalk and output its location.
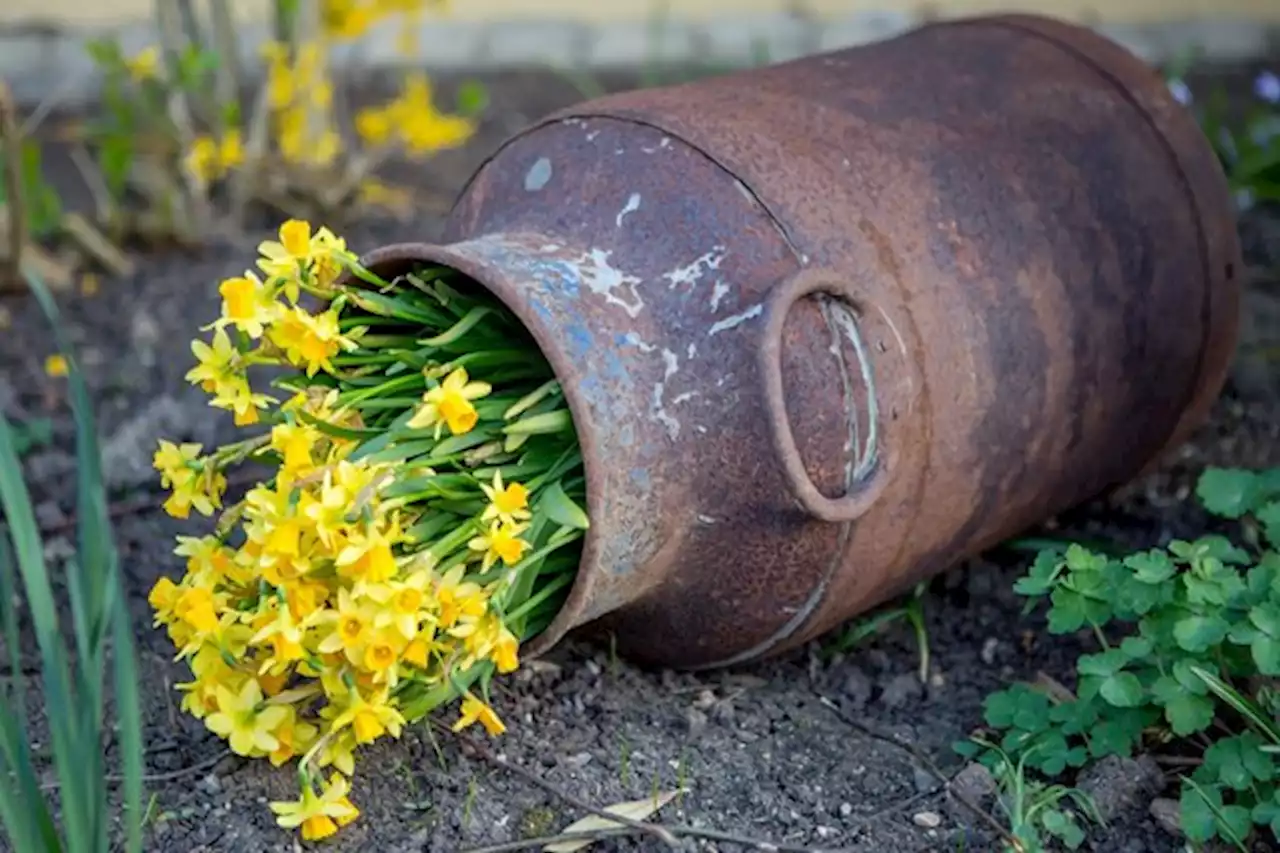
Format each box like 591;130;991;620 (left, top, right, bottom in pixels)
154;0;207;231
175;0;206;49
0;80;23;290
207;0;243;116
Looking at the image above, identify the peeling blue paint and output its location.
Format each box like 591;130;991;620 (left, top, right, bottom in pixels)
629;467;651;489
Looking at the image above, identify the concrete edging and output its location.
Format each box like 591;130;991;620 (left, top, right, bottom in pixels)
1;13;1277;106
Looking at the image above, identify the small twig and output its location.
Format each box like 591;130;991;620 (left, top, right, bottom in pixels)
69;144;115;224
0;80;26;289
446;724;679;847
447;722;835;852
40;749;230;791
818;695;1021;850
460;827;667;853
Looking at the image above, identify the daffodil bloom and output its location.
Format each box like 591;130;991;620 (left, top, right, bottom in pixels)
153;440;200;489
185;327;244;397
366;569;432;640
407;367;491;438
204;678;291;757
269;306;358;377
176;610;253;662
310;227;358;291
270;421;320;478
154;443;225;519
469;520;531;571
316;588;375;660
327;686;406;745
335;516;404;585
480;471;531;526
174;535;248;586
257;219;315;283
44;354;68;376
124;46;159;81
268;712;318;768
250;604;313;675
214;271;277;339
359;627;405;685
148;577;180;623
452;694;506;736
269;773;359;841
434;564;488;629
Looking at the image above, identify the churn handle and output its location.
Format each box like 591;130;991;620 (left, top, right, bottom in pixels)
759;267;889;524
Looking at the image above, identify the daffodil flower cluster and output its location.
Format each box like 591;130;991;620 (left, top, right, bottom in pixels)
149;219;586;842
184;0;474;198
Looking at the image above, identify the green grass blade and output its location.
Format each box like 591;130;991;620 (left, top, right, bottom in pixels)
1189;665;1280;744
24;266;145;851
110;596;145;853
0;410;90;849
0;524;61;851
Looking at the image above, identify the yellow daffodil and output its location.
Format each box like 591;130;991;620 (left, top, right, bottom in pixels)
124;46;160;81
407;367;491;438
480;471;531;526
452;694;506;736
434;564;488;629
257;219;315;283
269;773;359;841
326;686;405;744
214;271;277;339
469;520;530;572
204;678;291;757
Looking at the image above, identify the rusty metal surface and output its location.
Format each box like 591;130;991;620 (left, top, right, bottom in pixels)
358;13;1241;670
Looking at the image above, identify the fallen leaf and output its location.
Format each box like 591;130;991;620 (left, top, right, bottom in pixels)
543;790;682;853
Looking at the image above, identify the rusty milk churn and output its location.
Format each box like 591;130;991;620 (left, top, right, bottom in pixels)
351;13;1242;670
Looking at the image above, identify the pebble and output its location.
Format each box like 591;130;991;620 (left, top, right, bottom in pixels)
1151;798;1183;837
684;708;708;734
879;673;924;709
735;729;760;744
839;802;854;818
980;637;1000;665
197;773;222;795
564;751;593;768
951;762;997;804
912;811;942;829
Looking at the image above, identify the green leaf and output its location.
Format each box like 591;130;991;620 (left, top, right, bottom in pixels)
1098;672;1144;708
1125;549;1176;583
1198;467;1261;518
1174;614;1230;652
1164;691;1217;736
456;80;490;116
1257;501;1280;548
1180;781;1220;843
539;480;590;531
504;409;574;436
983;685;1051;732
1077;649;1127;677
1252;791;1280;837
1013;550;1061;597
1040;808;1085;849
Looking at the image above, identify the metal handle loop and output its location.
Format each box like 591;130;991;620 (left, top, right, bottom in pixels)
759;267;888;523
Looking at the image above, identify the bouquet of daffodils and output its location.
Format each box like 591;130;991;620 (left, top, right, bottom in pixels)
149;220;587;841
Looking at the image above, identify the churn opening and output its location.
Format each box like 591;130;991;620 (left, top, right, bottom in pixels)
348;243;602;663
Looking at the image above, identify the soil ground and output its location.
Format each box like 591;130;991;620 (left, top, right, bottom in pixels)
3;60;1280;853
